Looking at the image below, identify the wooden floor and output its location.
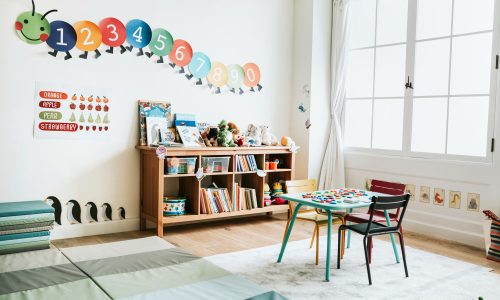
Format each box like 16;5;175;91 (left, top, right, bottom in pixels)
52;213;499;273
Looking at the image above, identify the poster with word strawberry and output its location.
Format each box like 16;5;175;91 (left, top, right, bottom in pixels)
34;82;110;139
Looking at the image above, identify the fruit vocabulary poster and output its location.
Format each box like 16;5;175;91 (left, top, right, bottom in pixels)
34;82;110;139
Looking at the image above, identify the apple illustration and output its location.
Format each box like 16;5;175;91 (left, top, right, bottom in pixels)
70;103;76;110
92;126;97;131
79;103;85;110
99;126;103;131
88;95;93;102
79;125;83;130
71;94;77;101
80;94;85;101
86;126;90;131
103;105;109;112
87;104;93;110
96;105;102;112
104;126;108;131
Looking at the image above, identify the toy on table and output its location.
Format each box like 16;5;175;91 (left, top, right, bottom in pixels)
301;189;370;205
272;181;287;205
264;183;272;206
217;120;236;147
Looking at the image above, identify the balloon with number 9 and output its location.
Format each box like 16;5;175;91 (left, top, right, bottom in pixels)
226;64;245;89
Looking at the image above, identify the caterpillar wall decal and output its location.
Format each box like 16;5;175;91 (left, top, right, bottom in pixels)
15;0;262;94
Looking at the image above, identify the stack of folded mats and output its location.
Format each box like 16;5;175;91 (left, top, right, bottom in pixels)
0;201;55;255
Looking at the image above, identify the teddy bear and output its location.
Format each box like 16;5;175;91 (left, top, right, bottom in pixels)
201;127;218;147
217;120;236;147
245;123;262;146
227;122;245;146
260;125;279;146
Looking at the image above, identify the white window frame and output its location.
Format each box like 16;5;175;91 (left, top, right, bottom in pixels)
343;0;499;164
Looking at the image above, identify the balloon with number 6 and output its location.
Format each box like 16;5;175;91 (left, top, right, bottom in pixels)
169;39;193;67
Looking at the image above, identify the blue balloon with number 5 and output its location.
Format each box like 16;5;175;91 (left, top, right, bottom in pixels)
188;52;211;79
126;19;152;48
46;20;76;51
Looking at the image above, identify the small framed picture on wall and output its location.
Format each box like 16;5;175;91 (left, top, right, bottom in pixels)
467;193;480;212
420;186;431;203
449;191;461;209
405;184;416;201
433;188;445;206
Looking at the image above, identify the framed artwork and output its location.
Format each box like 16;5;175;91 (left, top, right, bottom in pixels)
405;184;416;201
176;125;205;147
420;186;431;203
449;191;461;209
467;193;480;212
433;188;445;206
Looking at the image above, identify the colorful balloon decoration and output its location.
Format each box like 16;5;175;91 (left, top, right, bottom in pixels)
15;1;263;94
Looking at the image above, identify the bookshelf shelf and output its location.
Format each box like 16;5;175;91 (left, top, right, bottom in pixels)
137;146;295;236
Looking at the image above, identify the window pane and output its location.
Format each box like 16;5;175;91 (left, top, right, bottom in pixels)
453;0;494;35
344;100;372;148
349;0;376;49
346;49;374;98
411;98;448;153
450;33;492;95
414;38;450;96
376;0;408;45
374;45;406;97
372;99;404;150
416;0;452;40
447;97;489;157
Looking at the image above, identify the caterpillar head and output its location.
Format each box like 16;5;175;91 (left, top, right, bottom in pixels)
15;0;57;44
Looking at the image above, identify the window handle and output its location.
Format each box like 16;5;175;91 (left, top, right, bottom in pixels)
405;76;413;89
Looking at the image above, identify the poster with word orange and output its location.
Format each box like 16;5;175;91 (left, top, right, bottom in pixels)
34;82;110;139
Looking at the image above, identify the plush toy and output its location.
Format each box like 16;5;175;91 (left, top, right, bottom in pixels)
260;125;279;146
245;123;262;146
201;127;218;146
281;136;294;146
227;122;244;146
272;181;287;205
217;120;236;147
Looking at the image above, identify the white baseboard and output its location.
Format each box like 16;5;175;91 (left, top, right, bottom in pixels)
50;218;140;240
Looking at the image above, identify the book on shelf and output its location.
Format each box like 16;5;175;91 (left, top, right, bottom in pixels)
200;188;233;214
234;184;258;210
236;155;258;172
138;100;173;146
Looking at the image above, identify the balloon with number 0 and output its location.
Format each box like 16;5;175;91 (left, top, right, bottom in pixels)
207;62;228;87
243;63;261;87
46;20;77;52
149;28;173;57
99;17;126;47
74;20;102;51
126;19;152;48
226;64;245;89
188;52;211;78
169;39;193;67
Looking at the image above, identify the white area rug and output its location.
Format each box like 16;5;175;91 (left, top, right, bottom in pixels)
206;235;500;300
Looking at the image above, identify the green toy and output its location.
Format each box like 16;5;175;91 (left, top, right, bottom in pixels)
15;0;57;45
217;120;236;147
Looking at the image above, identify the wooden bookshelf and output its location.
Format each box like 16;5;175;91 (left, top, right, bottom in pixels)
137;146;295;236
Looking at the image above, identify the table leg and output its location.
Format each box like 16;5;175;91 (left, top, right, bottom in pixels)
346;208;352;248
277;203;303;263
384;210;400;263
326;210;332;282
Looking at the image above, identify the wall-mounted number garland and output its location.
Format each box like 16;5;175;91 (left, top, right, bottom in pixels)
15;0;263;94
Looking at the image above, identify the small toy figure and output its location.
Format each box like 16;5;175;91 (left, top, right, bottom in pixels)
201;126;218;147
245;123;262;146
228;122;245;146
272;181;287;205
260;125;279;146
264;183;272;206
217;120;236;147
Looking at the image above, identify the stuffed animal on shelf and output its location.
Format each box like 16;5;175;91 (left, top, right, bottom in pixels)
245;123;262;146
281;135;300;153
217;120;236;147
228;122;245;146
260;125;279;146
272;181;287;205
201;127;219;147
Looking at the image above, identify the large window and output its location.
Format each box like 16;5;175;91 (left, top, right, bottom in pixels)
344;0;498;161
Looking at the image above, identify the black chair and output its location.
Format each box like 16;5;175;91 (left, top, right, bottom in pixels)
337;194;410;285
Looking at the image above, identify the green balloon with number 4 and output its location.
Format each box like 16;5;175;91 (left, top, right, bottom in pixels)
149;28;173;57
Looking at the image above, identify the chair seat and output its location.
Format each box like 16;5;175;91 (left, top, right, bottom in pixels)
345;212;397;223
297;211;342;223
345;222;389;235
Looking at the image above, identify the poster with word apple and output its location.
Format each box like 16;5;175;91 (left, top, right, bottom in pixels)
34;82;110;139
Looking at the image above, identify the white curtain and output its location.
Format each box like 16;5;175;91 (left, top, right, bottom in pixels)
318;0;350;190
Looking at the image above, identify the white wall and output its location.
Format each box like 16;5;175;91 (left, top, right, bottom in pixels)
0;0;294;238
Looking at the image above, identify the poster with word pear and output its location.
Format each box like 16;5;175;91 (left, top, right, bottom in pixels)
34;82;110;139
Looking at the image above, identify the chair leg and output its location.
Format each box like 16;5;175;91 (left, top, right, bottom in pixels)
337;225;343;269
397;231;409;278
310;224;317;248
282;219;290;244
315;225;320;265
340;218;346;259
363;236;372;285
368;236;373;264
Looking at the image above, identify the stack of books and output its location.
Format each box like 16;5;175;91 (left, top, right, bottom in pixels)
236;155;258;172
233;183;259;210
0;201;54;254
200;188;233;214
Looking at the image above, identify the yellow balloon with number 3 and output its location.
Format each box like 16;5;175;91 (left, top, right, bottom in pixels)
207;62;228;87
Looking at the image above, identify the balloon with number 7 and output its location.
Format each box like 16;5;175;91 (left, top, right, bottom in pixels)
146;28;173;63
169;39;193;74
186;52;211;85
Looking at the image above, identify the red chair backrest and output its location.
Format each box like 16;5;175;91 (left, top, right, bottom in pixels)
369;179;406;219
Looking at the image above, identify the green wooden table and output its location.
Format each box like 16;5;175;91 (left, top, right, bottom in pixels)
277;190;400;281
